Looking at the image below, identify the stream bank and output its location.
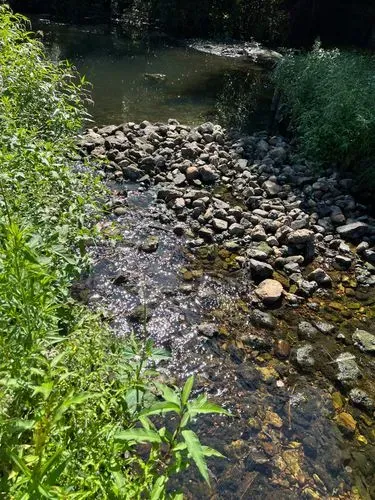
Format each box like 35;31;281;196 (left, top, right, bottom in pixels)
78;120;375;498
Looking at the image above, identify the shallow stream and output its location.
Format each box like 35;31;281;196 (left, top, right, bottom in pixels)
34;17;375;499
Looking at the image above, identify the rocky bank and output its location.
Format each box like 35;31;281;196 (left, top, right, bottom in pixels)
78;119;375;498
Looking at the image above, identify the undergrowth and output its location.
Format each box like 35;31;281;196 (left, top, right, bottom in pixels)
0;6;227;498
272;43;375;188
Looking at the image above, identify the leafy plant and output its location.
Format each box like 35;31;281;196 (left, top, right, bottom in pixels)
0;6;228;498
272;43;375;186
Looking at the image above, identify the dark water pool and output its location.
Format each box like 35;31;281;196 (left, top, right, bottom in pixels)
31;17;271;128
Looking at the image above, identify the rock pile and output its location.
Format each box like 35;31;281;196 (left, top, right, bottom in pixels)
80;119;375;309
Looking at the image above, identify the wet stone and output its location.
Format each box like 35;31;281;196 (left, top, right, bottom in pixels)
352;328;375;353
298;321;319;340
197;322;218;338
307;268;332;287
249;308;275;330
139;235;159;253
294;344;315;371
335;352;361;386
349;388;375;412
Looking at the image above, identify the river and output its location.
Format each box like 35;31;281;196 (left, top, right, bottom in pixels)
31;17;271;129
34;16;375;499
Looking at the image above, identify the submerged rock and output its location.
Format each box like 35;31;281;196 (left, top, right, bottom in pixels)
139;235;159;253
294;344;315;371
349;388;375;412
335;412;357;436
352;328;375;353
249;308;275;330
335;352;361;386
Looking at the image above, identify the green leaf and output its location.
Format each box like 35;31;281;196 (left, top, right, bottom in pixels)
202;446;225;458
181;430;210;485
9;452;32;478
139;401;181;417
189;396;231;416
181;375;194;406
150;475;167;500
115;428;162;444
157;383;180;407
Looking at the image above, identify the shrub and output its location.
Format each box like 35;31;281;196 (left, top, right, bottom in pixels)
272;43;375;184
0;6;227;498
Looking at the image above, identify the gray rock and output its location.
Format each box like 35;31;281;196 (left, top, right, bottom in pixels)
335;254;352;270
249;259;274;280
307;268;332;287
314;321;335;335
139;236;159;253
352;329;375;353
336;222;368;240
249;309;275;330
263;180;281;196
198;227;215;242
251;225;267;241
174;172;186;186
122;164;143;181
212;218;228;232
287;229;314;245
295;344;315;371
198;122;214;134
349;388;375;411
356;241;369;254
197;323;218;338
114;207;127;216
229;223;245;236
296;279;318;298
255;279;283;306
199;165;218;183
298;321;319;340
336;352;361;386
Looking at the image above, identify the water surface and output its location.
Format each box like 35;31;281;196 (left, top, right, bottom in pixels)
32;17;270;127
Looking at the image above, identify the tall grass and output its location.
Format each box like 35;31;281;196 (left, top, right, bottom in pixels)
272;43;375;186
0;6;227;498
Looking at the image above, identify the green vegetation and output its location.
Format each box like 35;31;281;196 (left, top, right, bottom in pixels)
273;44;375;184
0;6;227;498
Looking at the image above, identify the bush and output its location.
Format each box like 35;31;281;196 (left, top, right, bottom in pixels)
0;6;227;498
272;43;375;183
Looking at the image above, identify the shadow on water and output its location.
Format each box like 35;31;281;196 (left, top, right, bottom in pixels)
31;17;271;129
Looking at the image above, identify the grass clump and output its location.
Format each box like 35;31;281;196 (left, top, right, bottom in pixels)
272;43;375;186
0;6;227;498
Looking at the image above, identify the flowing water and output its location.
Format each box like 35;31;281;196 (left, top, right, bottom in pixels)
32;17;375;498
